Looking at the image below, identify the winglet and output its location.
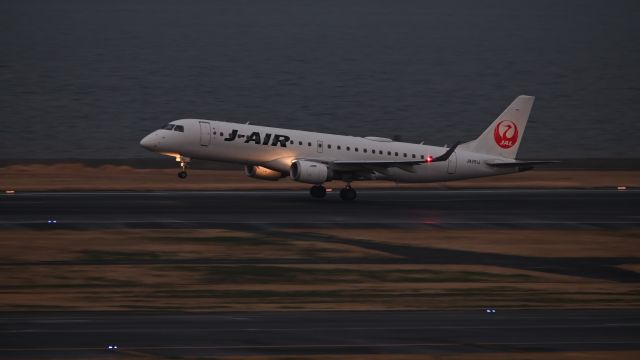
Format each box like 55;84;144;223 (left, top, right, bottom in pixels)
432;141;460;162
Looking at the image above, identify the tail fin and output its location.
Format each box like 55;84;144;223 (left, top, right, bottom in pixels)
460;95;534;159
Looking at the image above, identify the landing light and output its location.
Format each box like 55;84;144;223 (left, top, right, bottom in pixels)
5;190;15;195
426;155;433;163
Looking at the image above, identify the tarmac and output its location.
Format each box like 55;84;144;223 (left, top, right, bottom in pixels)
1;309;639;358
0;189;639;229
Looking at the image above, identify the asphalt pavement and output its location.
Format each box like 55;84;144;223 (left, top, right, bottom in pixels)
1;309;639;358
1;189;639;229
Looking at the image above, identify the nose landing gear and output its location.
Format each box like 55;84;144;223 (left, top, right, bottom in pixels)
176;156;190;179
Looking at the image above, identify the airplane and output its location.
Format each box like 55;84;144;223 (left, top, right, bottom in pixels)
140;95;556;201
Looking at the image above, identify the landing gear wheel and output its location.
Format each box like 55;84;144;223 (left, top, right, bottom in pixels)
339;187;357;201
310;185;327;199
176;155;190;180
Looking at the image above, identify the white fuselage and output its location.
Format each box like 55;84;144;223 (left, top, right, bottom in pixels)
140;119;515;183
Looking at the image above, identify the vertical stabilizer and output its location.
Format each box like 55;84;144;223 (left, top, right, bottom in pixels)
460;95;534;159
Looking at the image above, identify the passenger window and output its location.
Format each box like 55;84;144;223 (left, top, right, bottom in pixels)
363;149;367;153
355;148;359;152
299;141;303;145
379;150;382;155
395;152;398;156
387;151;391;155
412;154;416;158
347;146;350;151
308;142;312;146
420;155;424;159
338;145;341;150
403;153;407;157
220;132;224;136
328;144;332;149
174;125;184;132
290;140;294;145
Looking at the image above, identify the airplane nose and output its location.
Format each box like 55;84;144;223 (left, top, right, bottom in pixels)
139;134;157;150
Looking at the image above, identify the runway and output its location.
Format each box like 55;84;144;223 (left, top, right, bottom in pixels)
1;309;639;358
1;189;638;229
1;190;639;358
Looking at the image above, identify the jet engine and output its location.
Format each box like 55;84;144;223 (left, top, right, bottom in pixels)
290;160;331;184
244;165;285;181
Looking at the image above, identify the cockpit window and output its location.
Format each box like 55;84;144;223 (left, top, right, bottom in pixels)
160;123;184;132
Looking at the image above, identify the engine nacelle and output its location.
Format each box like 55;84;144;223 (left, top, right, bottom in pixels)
290;160;331;184
244;165;285;181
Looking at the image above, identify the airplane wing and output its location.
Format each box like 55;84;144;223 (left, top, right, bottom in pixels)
331;142;460;173
331;159;425;173
485;160;560;167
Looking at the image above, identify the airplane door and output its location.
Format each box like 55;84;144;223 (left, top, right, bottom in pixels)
199;121;211;146
447;152;457;174
317;140;323;153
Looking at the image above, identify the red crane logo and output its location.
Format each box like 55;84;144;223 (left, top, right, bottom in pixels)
493;120;518;149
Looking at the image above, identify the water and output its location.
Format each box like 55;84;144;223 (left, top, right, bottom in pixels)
1;0;639;159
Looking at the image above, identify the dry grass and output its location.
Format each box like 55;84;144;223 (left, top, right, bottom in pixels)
1;164;638;191
301;229;640;258
3;263;638;311
0;229;392;263
0;228;639;311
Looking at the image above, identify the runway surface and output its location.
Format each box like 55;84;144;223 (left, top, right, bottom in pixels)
1;189;638;229
1;190;639;358
1;309;639;358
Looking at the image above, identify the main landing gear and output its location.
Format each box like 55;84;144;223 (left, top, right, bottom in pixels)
339;185;357;201
308;184;357;201
310;185;327;198
176;156;190;179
